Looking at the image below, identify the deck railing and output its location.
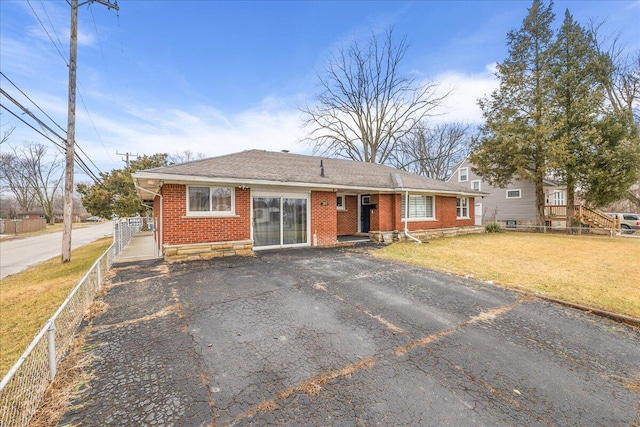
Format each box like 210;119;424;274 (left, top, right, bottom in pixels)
543;204;620;230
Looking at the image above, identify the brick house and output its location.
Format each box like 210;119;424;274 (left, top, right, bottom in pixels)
133;150;484;261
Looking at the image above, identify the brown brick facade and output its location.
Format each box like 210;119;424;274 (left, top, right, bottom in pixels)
337;195;358;235
311;191;337;246
161;184;251;246
157;185;474;254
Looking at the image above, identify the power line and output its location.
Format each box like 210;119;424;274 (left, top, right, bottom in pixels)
26;0;68;65
0;71;66;134
0;92;104;185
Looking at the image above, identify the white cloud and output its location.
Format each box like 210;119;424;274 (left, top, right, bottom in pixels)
428;67;498;124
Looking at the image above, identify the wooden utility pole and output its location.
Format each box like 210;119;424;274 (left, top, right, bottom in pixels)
61;0;119;263
116;151;139;168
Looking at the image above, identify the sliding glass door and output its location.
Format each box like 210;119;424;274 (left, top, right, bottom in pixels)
253;194;308;248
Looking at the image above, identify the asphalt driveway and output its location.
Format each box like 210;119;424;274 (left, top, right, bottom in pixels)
60;245;640;426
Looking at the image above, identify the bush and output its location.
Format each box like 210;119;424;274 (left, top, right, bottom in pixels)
485;222;504;233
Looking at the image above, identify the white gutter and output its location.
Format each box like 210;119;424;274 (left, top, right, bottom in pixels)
132;172;485;197
134;183;163;257
404;190;421;244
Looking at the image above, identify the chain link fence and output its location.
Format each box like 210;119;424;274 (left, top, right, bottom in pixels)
0;218;146;427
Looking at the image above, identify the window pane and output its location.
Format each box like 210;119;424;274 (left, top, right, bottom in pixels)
425;196;433;217
189;187;210;211
283;198;307;244
212;187;232;211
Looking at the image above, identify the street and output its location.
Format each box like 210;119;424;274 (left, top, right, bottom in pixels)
0;221;113;279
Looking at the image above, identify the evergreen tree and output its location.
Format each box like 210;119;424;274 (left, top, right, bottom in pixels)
471;0;556;225
77;153;169;218
548;10;604;224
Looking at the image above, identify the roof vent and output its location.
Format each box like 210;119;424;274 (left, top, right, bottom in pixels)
320;160;325;177
281;150;289;153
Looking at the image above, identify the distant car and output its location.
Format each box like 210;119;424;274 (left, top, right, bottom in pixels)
606;213;640;234
86;216;102;222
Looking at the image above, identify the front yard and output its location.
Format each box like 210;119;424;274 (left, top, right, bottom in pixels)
375;233;640;319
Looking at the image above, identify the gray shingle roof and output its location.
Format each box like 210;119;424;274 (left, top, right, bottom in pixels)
135;149;482;195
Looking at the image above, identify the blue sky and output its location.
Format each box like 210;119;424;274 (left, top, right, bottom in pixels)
1;0;639;183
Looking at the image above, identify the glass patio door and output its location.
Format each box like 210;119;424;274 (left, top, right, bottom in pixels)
253;195;308;248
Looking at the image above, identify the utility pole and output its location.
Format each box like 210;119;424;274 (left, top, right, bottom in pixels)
62;0;119;263
116;151;139;168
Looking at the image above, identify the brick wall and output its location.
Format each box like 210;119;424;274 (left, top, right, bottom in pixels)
394;195;475;230
370;193;397;232
161;184;251;246
337;195;358;235
311;191;337;246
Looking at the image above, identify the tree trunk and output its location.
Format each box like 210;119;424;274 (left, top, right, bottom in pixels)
535;172;546;229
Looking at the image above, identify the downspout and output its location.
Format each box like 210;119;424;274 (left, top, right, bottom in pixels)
404;190;421;244
135;184;163;257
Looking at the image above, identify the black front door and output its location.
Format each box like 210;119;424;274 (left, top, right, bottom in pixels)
361;204;372;233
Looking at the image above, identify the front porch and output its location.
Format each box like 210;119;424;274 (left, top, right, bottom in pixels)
544;205;620;229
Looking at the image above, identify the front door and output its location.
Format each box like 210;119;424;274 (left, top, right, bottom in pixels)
475;202;483;226
360;195;372;233
253;194;308;249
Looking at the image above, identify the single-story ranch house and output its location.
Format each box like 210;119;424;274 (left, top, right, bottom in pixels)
132;150;485;261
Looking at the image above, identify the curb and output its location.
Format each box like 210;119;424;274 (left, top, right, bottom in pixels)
533;294;640;329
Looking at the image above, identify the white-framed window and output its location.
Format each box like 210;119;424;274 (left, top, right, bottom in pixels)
401;194;435;220
457;197;469;218
553;190;565;206
471;180;481;191
336;194;346;211
187;186;234;216
362;195;371;205
506;189;522;199
458;167;469;182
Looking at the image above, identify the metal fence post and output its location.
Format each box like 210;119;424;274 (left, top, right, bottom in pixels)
47;321;56;381
97;261;102;291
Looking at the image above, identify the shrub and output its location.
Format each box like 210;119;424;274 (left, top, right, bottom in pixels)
485;222;504;233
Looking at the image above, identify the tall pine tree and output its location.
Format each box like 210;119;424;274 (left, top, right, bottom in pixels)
548;10;604;225
471;0;556;225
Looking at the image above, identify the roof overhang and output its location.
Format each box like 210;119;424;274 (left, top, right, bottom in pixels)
132;171;486;201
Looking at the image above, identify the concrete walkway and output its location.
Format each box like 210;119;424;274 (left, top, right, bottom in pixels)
116;231;161;262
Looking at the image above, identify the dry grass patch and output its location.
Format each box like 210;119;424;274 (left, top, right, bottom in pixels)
376;233;640;318
0;237;113;376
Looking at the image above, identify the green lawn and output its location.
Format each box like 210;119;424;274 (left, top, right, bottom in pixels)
375;233;640;319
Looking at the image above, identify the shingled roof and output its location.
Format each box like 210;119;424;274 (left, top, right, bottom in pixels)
133;150;483;199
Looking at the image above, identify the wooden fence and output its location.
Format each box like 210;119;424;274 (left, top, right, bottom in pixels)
0;219;47;234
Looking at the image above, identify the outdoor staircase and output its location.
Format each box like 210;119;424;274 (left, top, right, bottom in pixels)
575;205;619;229
545;204;619;229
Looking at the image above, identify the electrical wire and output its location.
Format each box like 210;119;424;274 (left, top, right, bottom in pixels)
26;0;68;65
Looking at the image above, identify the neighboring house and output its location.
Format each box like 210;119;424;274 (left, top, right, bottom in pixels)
132;150;484;261
16;209;87;223
449;158;567;228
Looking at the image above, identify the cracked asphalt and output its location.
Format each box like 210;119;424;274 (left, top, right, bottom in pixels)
60;245;640;426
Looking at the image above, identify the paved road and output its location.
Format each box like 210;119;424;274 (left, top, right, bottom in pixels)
60;246;640;426
0;221;113;279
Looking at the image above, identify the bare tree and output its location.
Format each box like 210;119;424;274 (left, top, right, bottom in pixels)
168;150;207;164
3;143;64;223
0;151;36;212
393;122;472;180
302;28;449;164
589;21;640;121
1;112;15;145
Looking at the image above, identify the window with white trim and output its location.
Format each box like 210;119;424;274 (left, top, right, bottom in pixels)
553;190;565;206
458;167;468;182
506;189;522;199
187;186;234;215
401;194;435;219
471;180;481;191
457;197;469;218
336;194;346;211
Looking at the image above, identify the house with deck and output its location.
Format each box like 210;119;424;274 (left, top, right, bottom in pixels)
449;157;617;230
132;150;485;261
